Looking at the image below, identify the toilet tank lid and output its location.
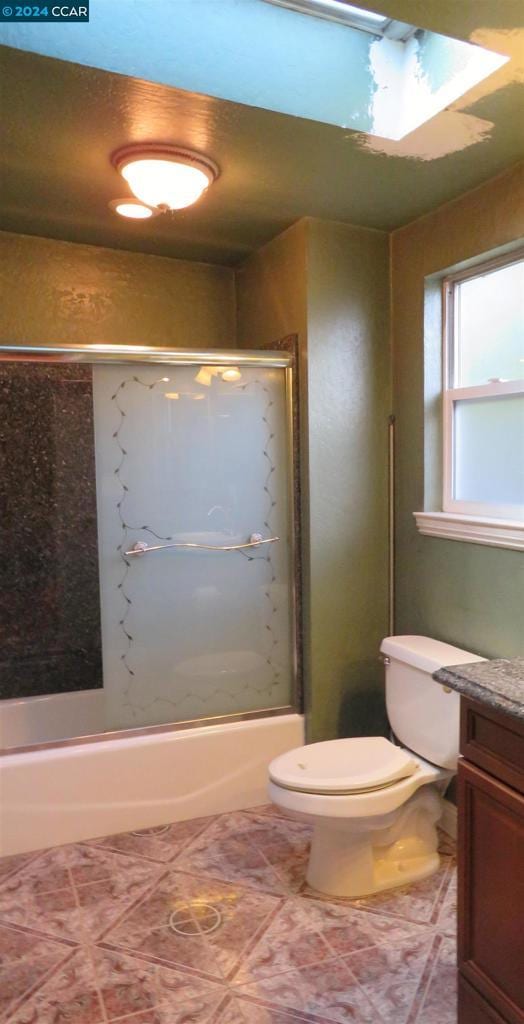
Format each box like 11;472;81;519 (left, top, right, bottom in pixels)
380;635;486;674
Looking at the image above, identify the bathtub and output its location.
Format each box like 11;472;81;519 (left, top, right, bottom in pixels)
0;706;304;856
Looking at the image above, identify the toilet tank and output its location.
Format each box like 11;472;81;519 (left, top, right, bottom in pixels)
380;635;485;769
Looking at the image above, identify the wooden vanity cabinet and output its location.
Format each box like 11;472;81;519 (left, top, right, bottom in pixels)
457;697;524;1024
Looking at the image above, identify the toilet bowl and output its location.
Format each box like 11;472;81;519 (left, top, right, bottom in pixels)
269;635;485;899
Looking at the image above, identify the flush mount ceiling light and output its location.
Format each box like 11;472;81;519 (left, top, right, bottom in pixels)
111;144;220;212
108;198;158;220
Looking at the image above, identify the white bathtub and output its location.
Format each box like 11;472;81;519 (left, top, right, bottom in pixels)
0;689;107;749
0;712;304;856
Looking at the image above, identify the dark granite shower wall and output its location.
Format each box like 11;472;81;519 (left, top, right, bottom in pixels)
0;361;103;699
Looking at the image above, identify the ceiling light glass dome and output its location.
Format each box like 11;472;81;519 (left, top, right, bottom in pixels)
112;145;219;212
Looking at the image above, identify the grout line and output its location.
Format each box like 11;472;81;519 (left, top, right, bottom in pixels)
233;985;361;1024
0;918;78;948
227;897;297;983
406;931;444;1024
232;947;345;989
337;956;389;1024
298;887;433;925
208;990;236;1024
94;947;183;1024
358;928;436;1024
170;862;285;900
241;820;307;894
232;925;397;990
75;840;171;867
231;941;386;1022
0;870;73;900
83;943;110;1024
168;864;284;899
225;896;287;983
315;918;413;965
3;945;77;1023
177;875;227;980
74;837;167;863
104;998;221;1024
429;857;456;925
0;916;80;947
67;866;109;1024
168;813;222;864
233;992;318;1023
96;938;228;985
0;850;44;889
93;865;171;944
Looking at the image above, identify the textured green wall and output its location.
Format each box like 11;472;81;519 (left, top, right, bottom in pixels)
0;231;236;349
236;218;391;741
306;220;390;741
391;163;524;658
235;221;308;351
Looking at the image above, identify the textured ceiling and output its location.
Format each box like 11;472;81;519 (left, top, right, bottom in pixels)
0;0;523;266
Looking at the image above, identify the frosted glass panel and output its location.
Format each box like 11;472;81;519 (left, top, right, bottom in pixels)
455;260;524;386
454;394;524;510
93;364;294;730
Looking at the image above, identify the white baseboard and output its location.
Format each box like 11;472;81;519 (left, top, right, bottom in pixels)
440;798;458;840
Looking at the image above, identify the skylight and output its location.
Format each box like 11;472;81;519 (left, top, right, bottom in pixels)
0;0;509;146
264;0;413;40
330;2;386;23
263;0;508;139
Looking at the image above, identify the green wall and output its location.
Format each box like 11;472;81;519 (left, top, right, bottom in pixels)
306;219;390;741
237;217;391;742
235;220;308;351
391;163;524;658
0;231;236;349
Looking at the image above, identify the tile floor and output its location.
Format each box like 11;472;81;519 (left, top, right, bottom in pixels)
0;806;457;1023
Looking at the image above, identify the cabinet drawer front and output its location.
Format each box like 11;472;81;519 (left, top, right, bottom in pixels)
460;698;524;794
458;762;524;1023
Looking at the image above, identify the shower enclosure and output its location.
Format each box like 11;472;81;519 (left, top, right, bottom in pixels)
0;347;303;852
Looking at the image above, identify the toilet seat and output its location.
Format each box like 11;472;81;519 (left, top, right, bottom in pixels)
268;751;449;821
269;736;418;796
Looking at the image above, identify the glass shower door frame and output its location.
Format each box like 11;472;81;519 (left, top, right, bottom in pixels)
0;344;301;749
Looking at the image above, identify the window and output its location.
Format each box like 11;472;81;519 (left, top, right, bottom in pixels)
442;253;524;523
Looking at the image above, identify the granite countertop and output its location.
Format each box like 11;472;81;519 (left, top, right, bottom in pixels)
434;657;524;720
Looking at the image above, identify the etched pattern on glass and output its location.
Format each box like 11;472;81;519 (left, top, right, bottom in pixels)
92;364;293;729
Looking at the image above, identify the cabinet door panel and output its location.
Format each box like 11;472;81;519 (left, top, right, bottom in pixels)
458;761;524;1023
459;976;509;1024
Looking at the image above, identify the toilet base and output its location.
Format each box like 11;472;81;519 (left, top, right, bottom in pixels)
305;786;443;899
307;844;440;899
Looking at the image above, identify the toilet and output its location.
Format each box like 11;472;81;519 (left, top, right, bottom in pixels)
268;635;485;899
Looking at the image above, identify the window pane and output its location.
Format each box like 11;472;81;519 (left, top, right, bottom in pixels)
454;394;524;513
455;260;524;386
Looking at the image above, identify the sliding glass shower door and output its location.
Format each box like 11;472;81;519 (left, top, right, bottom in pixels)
92;360;296;731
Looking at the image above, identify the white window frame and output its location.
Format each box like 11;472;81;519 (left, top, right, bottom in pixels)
442;251;524;522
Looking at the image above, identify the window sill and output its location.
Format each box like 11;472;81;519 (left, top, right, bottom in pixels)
413;511;524;551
